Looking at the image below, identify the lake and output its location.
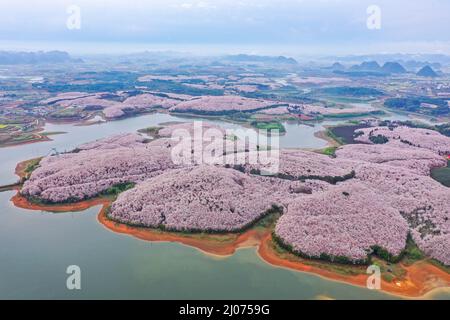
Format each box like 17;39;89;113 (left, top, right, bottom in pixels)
1;112;448;299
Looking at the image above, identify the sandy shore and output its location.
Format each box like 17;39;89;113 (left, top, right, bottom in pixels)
9;191;450;299
14;157;43;181
314;128;341;148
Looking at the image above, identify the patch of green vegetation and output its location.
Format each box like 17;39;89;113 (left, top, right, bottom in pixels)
41;131;67;136
172;104;288;119
138;126;162;137
431;161;450;187
321;146;337;157
322;97;375;104
382;273;395;282
226;133;238;141
271;232;429;275
370;257;407;282
436;123;450;137
250;121;286;133
12;134;36;142
0;124;8;129
144;79;224;96
241;87;308;102
370;245;403;264
327;123;373;145
227;112;252;122
325;128;345;145
14;158;42;181
49;108;84;119
268;238;366;276
24;158;42;175
384;97;449;116
315;86;384;97
369;134;389;144
324;110;385;119
402;235;425;266
101;182;136;196
33;71;140;93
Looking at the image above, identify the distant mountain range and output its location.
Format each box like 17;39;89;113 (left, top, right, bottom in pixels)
327;53;450;65
416;65;438;77
0;51;82;64
332;60;415;76
223;54;298;65
330;62;345;71
381;62;407;73
402;60;441;70
349;61;381;72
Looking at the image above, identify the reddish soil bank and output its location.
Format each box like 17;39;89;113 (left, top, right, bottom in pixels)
11;193;110;213
97;206;268;257
258;234;450;298
10;191;450;298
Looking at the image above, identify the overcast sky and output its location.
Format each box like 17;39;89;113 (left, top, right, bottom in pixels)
0;0;449;55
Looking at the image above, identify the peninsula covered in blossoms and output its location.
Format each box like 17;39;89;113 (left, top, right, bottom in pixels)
11;116;450;296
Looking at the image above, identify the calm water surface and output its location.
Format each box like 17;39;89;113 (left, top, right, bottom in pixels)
1;113;448;299
0;191;397;299
0;113;331;184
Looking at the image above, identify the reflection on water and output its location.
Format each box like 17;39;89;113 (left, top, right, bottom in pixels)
0;191;399;299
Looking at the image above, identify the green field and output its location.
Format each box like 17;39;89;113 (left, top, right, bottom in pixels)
328;124;370;144
250;121;286;133
431;161;450;187
320;146;337;157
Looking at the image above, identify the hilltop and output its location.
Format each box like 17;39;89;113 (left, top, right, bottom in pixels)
0;51;82;64
382;62;407;74
417;65;438;77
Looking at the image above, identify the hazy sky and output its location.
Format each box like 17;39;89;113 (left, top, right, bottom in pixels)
0;0;449;55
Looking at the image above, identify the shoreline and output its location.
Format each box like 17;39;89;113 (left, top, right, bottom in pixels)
169;111;289;135
15;157;43;181
11;192;110;213
0;133;52;149
9;191;450;299
313;128;341;148
0;129;65;149
98;206;266;257
0;118;50;149
0;111;337;150
258;234;450;299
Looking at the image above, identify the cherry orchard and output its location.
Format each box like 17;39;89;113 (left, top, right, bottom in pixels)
21;122;450;265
